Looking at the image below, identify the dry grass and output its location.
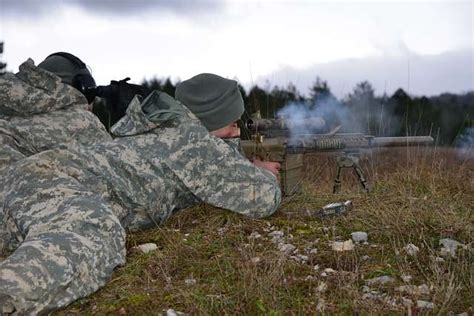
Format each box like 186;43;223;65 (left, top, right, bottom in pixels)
57;147;473;315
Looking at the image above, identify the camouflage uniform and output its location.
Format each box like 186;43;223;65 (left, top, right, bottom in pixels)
0;90;281;313
0;59;112;260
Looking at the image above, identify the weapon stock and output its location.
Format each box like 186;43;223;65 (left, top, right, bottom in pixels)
241;119;434;195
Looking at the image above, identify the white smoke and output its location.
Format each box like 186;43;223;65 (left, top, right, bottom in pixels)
455;127;474;160
277;95;362;141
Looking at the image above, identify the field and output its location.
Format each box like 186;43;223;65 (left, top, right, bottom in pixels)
58;146;473;315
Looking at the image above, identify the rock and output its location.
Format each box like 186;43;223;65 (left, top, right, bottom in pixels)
324;268;336;274
331;240;355;251
313;264;320;271
268;230;284;238
396;284;429;296
217;227;228;235
166;309;178;316
134;243;158;254
292;254;309;263
417;300;435;309
366;275;395;286
439;238;465;258
278;243;296;254
434;256;445;263
317;282;328;293
249;232;262;240
361;285;370;293
309;248;318;254
361;255;370;261
401;274;412;283
184;277;196;286
351;231;368;243
404;243;420;256
118;307;127;315
269;230;284;243
418;284;430;295
251;257;261;264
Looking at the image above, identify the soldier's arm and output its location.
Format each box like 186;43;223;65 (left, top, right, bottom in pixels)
166;127;282;218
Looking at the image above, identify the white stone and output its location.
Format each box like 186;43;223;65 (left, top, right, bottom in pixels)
361;255;370;261
404;243;420;256
313;264;320;271
249;232;262;240
251;257;261;264
401;274;412;283
366;275;395;286
292;254;309;263
396;284;429;296
166;309;178;316
418;284;430;295
134;243;158;254
278;243;296;254
317;282;328;293
268;230;284;238
439;238;465;258
324;268;336;274
304;275;315;281
434;256;445;263
331;240;355;251
184;277;196;286
310;248;318;254
417;300;435;309
351;231;368;243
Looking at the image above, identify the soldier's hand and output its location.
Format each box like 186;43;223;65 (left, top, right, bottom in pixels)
252;159;281;177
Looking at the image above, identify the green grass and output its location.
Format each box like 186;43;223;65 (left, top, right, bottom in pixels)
57;147;473;315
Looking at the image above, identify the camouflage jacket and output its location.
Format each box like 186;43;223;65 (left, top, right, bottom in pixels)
105;91;279;227
0;89;281;314
0;58;112;251
4;91;281;235
0;58;111;172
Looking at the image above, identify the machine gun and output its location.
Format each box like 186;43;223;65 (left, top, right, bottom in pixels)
89;78;151;130
241;117;434;195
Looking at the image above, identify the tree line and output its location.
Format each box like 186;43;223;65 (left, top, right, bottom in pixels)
142;76;473;146
0;41;470;146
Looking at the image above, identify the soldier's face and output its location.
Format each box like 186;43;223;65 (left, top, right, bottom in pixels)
209;122;241;138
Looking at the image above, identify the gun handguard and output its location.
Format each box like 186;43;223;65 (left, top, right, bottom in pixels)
246;117;326;132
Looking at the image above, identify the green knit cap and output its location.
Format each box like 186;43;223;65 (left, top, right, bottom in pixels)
175;73;244;131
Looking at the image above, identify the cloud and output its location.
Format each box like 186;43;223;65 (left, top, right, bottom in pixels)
1;0;223;17
254;49;474;99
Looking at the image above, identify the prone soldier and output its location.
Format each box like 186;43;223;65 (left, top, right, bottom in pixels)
0;73;281;313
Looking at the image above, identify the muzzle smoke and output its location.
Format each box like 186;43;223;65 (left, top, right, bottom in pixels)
455;127;474;159
277;95;361;141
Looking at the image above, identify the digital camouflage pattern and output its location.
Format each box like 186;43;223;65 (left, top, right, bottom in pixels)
0;58;112;260
0;90;281;313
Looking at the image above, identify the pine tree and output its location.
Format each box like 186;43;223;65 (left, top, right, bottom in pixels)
0;42;7;74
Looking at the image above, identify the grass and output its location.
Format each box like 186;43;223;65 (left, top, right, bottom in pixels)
57;146;473;315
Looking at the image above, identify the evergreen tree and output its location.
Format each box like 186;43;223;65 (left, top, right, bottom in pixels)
308;76;331;103
0;42;7;74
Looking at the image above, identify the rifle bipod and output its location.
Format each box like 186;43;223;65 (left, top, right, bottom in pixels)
333;153;370;193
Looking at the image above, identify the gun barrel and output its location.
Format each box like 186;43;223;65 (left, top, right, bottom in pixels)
371;136;434;147
246;117;326;132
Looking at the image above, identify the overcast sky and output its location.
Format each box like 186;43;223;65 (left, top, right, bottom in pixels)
1;0;472;98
